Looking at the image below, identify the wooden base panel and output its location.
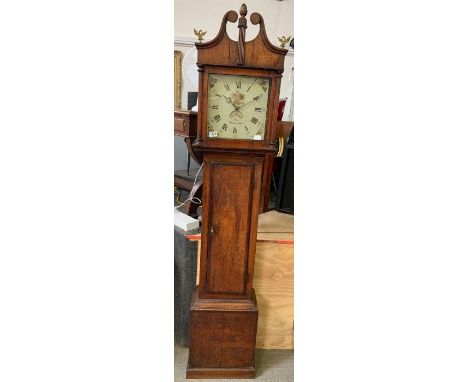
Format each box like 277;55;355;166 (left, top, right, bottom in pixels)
187;287;258;378
186;366;255;379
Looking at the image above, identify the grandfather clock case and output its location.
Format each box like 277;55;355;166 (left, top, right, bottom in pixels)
186;4;287;379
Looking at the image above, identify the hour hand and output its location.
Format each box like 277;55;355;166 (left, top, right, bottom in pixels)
216;93;232;104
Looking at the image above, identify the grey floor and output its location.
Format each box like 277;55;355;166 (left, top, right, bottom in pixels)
174;346;294;382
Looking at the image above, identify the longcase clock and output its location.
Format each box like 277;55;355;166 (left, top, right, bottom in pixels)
186;4;287;379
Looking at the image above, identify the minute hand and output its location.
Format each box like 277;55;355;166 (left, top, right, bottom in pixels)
239;95;262;109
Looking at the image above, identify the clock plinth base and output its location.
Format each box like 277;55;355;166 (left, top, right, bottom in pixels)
186;367;255;379
186;287;258;379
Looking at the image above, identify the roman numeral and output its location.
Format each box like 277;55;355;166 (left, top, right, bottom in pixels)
244;126;249;133
215;94;222;97
251;117;258;124
236;80;241;89
212;105;218;109
214;115;221;122
255;107;261;112
233;127;237;134
222;123;228;131
224;83;230;90
253;94;264;102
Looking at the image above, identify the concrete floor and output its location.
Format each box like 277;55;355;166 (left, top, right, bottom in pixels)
174;346;294;382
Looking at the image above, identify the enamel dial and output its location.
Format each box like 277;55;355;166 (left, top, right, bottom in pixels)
206;74;270;140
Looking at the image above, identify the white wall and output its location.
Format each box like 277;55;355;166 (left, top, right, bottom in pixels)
174;0;294;170
175;0;294;42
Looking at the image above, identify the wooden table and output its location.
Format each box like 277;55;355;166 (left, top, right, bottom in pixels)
174;110;202;217
186;210;294;349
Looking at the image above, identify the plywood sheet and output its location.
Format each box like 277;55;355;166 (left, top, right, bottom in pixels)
256;210;293;242
254;242;294;349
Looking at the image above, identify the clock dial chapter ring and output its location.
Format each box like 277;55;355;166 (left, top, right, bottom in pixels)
206;73;270;140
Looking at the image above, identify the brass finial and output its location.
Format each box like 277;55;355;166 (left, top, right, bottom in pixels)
278;36;291;48
193;28;207;42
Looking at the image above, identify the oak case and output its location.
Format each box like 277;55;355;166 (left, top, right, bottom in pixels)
186;4;287;378
198;154;263;300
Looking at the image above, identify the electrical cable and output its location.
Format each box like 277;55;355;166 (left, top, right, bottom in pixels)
174;163;204;210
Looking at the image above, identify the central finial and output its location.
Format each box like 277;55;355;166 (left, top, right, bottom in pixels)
237;4;248;65
240;3;247;17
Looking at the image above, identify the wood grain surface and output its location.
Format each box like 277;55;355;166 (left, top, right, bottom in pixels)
254;242;294;349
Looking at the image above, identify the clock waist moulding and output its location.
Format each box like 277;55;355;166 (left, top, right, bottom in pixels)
186;4;287;379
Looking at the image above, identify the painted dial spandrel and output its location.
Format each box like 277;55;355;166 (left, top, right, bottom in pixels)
207;74;270;140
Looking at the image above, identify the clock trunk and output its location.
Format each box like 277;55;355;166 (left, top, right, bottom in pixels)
198;153;263;299
187;153;263;378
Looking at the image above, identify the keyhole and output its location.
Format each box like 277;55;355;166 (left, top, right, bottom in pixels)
210;226;214;235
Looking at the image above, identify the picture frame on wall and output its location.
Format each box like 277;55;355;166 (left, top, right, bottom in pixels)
174;50;182;109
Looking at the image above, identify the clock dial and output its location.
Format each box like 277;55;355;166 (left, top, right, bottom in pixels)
207;74;270;140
